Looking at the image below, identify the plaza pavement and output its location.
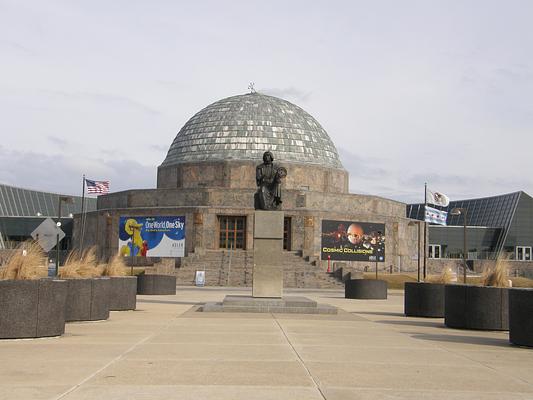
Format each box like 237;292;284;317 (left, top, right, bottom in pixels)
1;287;532;400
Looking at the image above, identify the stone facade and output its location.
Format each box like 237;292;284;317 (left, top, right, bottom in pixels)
157;160;349;194
73;185;420;273
72;92;422;282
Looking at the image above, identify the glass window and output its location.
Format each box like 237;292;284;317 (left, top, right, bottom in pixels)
218;216;246;249
283;217;291;251
516;246;532;261
429;244;441;259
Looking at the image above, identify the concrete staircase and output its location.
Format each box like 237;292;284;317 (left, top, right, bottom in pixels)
174;250;344;289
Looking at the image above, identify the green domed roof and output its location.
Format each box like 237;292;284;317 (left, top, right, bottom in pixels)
160;92;343;169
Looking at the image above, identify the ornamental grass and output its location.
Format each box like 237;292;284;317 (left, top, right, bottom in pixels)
102;253;128;277
0;241;47;280
482;256;511;287
426;267;455;284
58;246;103;279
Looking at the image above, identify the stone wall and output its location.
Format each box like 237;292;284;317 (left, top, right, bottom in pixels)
157;161;349;194
76;185;419;271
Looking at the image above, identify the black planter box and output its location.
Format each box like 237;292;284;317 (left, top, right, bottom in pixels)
109;276;137;311
345;279;387;299
404;282;445;318
137;274;176;295
509;288;533;347
65;278;111;322
445;284;509;331
0;279;67;339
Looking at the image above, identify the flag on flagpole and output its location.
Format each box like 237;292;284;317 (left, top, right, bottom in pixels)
85;179;110;195
425;205;448;225
426;189;450;207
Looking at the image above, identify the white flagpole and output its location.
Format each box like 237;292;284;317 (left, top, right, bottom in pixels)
80;175;86;251
423;182;427;280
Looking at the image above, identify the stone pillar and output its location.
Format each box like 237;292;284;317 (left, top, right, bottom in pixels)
252;211;284;298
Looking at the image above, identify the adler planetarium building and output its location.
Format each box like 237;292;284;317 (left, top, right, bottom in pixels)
76;91;418;287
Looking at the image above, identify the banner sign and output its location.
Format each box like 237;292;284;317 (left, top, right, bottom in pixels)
118;216;185;257
321;220;385;262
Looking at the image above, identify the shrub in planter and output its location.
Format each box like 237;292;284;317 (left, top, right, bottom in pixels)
509;288;533;347
137;274;176;295
345;278;387;299
103;254;137;311
59;247;111;322
445;260;510;331
404;268;454;318
0;242;67;339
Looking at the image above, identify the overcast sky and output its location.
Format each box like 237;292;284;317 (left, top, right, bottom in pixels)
1;0;532;203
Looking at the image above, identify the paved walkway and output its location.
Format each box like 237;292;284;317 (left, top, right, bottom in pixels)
1;287;532;400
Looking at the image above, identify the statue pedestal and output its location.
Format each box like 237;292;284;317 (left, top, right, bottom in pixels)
252;211;284;298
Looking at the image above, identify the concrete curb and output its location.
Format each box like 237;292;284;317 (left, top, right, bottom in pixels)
345;279;387;299
404;282;444;317
109;276;137;311
509;288;533;347
445;284;509;330
65;278;111;322
137;275;176;295
0;279;67;339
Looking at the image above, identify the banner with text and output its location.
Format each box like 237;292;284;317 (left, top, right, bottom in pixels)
118;216;185;257
321;220;385;262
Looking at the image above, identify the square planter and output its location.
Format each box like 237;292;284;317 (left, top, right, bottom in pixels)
0;279;67;339
345;279;387;299
109;276;137;311
137;274;176;295
404;282;445;318
65;278;111;322
509;288;533;347
445;284;509;330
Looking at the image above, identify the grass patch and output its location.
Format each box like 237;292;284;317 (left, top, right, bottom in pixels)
362;273;417;289
362;273;533;289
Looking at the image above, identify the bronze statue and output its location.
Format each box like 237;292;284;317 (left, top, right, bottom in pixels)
255;151;287;210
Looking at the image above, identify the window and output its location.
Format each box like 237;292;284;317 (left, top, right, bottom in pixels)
429;244;441;259
283;217;291;251
516;246;532;261
218;216;246;249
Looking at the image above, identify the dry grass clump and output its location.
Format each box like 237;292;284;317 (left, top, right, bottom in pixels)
0;241;47;280
482;257;510;287
102;253;128;277
426;267;456;284
58;246;103;279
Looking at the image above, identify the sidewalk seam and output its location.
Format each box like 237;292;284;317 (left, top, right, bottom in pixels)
272;314;327;400
52;327;167;399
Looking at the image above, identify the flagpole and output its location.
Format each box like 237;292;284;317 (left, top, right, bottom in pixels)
80;175;86;251
423;182;427;280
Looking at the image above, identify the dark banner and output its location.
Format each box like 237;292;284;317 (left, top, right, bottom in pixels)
321;220;385;262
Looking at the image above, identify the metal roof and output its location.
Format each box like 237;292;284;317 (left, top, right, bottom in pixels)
160;92;344;169
0;183;97;217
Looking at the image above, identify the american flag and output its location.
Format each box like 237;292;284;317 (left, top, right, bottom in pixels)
85;179;110;195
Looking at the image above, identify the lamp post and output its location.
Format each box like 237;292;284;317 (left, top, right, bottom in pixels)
56;195;74;276
450;207;467;284
408;221;421;282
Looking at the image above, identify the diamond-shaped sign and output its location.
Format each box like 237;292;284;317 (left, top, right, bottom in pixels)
31;218;65;252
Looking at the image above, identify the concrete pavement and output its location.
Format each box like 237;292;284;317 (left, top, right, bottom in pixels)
0;287;532;399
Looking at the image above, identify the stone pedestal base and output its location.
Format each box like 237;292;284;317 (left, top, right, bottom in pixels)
203;295;337;314
253;211;284;298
